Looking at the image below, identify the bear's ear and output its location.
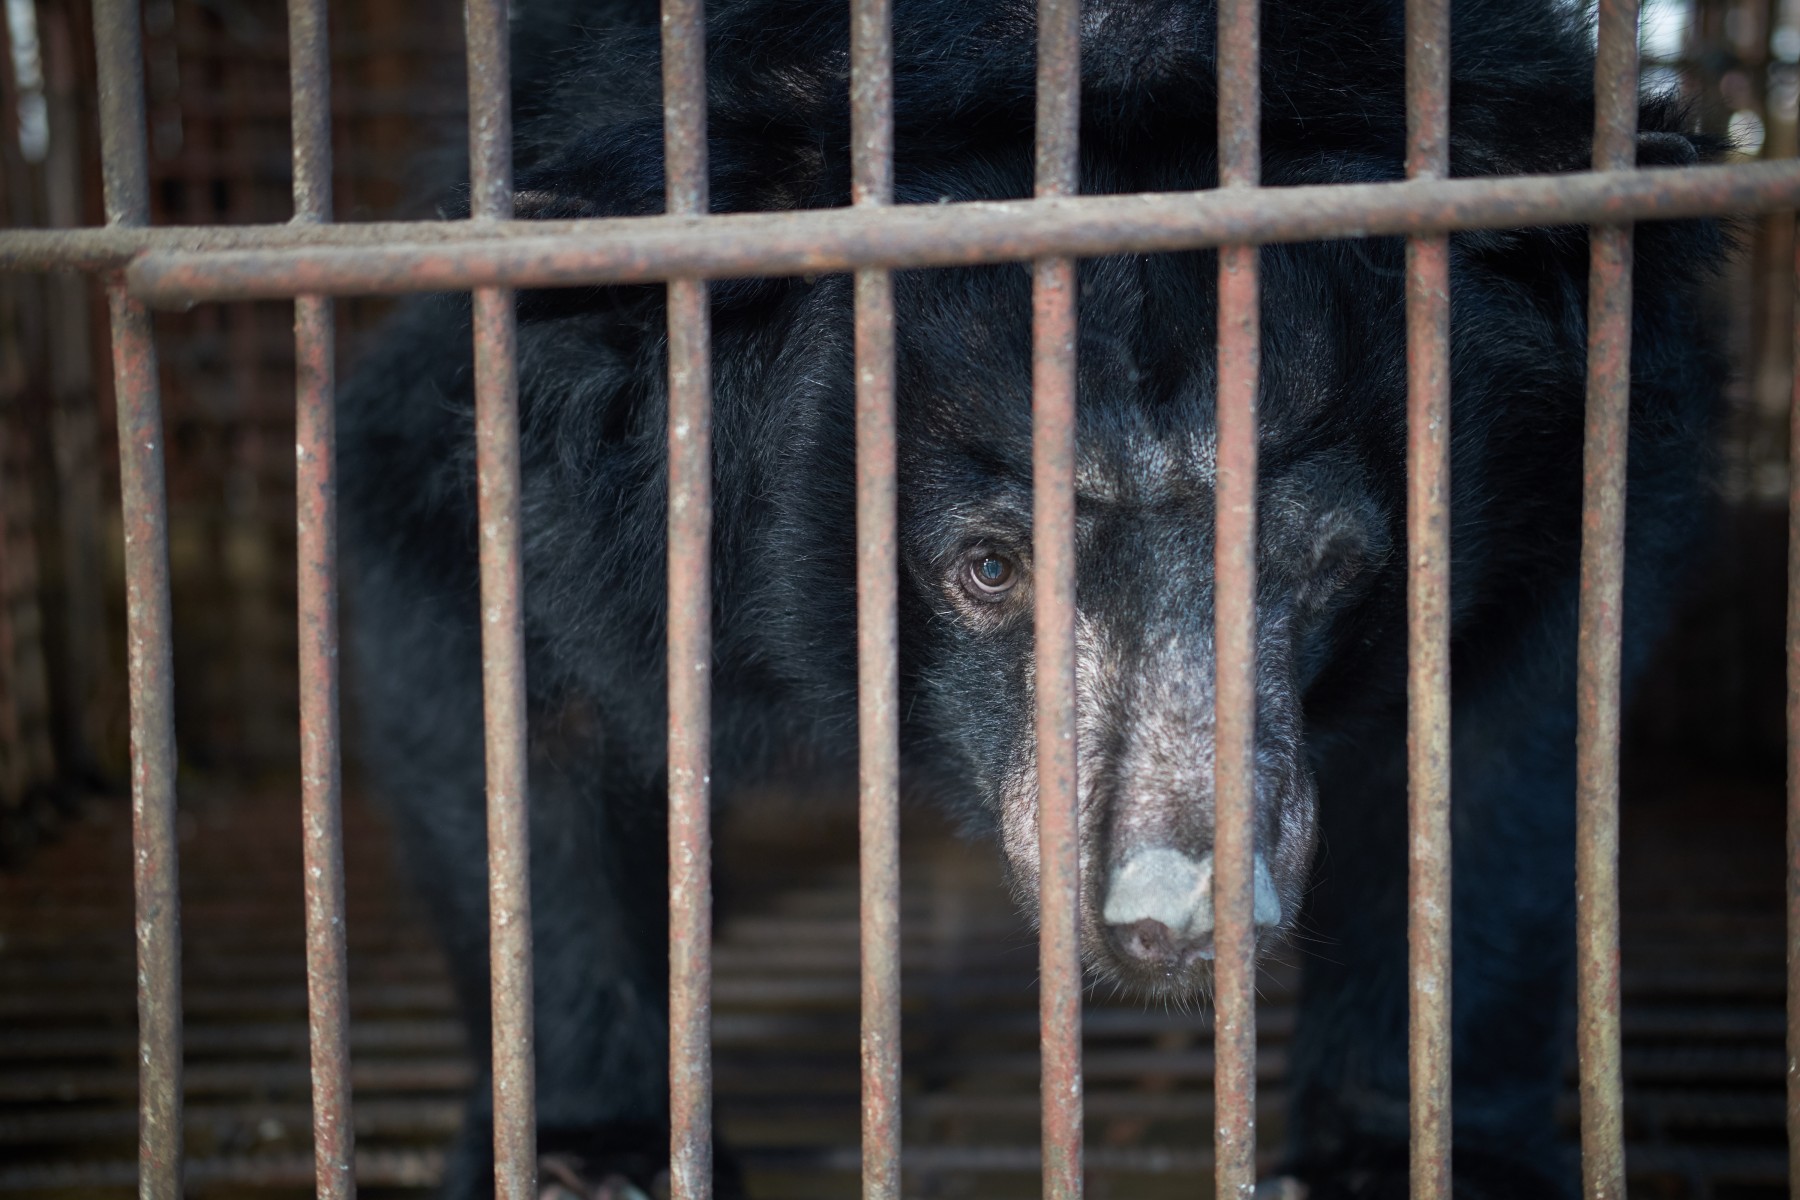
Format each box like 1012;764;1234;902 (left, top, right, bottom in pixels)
508;120;673;223
500;116;834;323
512;189;613;221
1635;129;1702;168
509;114;842;225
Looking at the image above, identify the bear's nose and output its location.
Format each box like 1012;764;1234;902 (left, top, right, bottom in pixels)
1102;847;1281;965
1109;915;1213;968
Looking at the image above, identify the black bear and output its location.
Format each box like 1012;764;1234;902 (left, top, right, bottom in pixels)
339;0;1726;1195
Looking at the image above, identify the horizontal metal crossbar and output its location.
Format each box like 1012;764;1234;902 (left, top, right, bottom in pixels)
0;161;1793;293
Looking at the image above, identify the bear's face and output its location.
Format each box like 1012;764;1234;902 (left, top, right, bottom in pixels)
903;437;1389;999
891;257;1396;1000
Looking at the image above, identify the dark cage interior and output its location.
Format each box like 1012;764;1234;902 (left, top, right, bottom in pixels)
0;0;1795;1196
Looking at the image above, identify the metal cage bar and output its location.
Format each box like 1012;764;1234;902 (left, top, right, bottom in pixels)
4;158;1795;278
58;163;1793;301
661;0;715;1194
287;0;355;1194
1404;0;1453;1195
1575;2;1640;1197
90;1;184;1196
1212;0;1260;1195
464;0;538;1195
850;0;902;1192
1032;0;1083;1195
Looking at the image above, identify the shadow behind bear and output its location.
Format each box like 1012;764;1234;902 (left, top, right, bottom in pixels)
338;0;1728;1195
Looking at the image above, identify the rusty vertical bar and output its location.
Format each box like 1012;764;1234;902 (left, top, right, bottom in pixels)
1788;221;1800;1200
1032;0;1081;1196
851;0;901;1192
661;0;713;1194
1575;2;1637;1198
464;0;535;1196
1212;0;1259;1196
91;2;183;1197
287;0;354;1195
1404;0;1452;1196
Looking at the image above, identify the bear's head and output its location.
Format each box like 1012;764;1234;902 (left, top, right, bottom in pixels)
889;250;1396;1000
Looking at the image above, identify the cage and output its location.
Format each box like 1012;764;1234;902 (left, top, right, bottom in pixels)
1;0;1797;1197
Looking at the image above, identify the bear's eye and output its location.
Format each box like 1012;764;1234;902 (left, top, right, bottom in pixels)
963;553;1019;601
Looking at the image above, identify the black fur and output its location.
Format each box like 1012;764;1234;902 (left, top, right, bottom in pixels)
339;0;1727;1194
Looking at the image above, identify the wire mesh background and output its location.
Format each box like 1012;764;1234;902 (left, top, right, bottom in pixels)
0;0;1796;1196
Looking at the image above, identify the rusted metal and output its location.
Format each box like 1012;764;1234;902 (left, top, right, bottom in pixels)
288;0;333;227
661;0;714;1194
471;285;537;1200
287;1;355;1196
109;283;184;1200
0;155;1789;278
851;0;893;211
853;282;901;1199
1574;190;1632;1200
293;190;356;1200
19;157;1800;279
1787;223;1799;1200
91;0;184;1196
465;0;514;225
73;163;1800;302
662;0;709;221
93;0;149;229
1211;0;1259;1197
851;0;901;1193
1403;0;1452;1196
664;287;714;1200
462;1;536;1196
1034;0;1079;197
1575;3;1638;1198
1031;251;1082;1200
1032;0;1082;1196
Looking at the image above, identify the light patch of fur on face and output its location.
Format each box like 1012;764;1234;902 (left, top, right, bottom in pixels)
1180;429;1219;489
1072;428;1216;507
998;609;1229;986
994;586;1320;1001
996;611;1122;933
1084;621;1226;986
1104;624;1220;863
985;437;1331;1001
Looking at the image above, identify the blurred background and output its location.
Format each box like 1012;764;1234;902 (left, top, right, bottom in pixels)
0;0;1793;1195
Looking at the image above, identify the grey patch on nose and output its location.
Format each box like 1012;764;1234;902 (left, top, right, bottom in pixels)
1104;847;1211;937
1103;848;1282;937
